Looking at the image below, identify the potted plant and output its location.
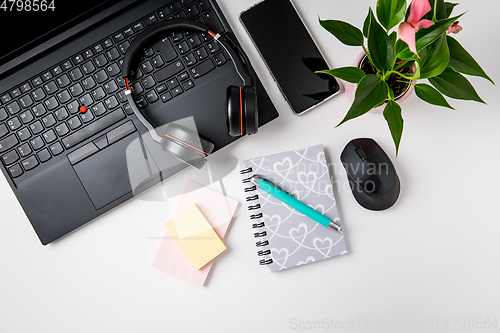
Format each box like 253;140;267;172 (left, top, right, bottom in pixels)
318;0;494;155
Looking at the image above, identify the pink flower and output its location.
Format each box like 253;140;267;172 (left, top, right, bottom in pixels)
447;21;462;34
399;0;435;56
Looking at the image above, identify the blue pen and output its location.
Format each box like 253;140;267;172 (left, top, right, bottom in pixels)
250;175;343;233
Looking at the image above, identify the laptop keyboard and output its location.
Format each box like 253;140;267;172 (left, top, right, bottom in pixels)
0;0;228;179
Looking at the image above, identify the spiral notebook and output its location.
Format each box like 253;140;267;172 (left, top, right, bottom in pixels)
240;144;347;272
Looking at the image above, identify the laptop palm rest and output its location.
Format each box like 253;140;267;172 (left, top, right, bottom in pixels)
72;131;161;210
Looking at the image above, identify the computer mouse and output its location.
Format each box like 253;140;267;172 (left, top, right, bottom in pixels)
340;138;400;211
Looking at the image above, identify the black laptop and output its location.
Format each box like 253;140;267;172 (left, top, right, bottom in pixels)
0;0;278;245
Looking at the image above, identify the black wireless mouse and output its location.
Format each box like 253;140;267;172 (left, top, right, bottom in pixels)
340;138;400;211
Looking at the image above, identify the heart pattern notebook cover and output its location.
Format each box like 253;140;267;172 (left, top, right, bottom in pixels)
240;144;347;272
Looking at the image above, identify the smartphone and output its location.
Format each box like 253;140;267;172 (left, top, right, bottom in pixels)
240;0;340;115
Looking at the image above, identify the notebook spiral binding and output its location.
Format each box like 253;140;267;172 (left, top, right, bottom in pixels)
241;167;274;266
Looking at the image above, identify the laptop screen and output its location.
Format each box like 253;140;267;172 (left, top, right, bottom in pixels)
0;0;123;67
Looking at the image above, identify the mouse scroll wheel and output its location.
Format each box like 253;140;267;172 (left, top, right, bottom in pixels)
355;147;369;161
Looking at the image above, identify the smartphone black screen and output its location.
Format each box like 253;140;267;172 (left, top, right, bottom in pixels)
240;0;339;114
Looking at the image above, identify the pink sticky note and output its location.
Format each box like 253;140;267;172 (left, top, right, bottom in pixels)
152;182;239;286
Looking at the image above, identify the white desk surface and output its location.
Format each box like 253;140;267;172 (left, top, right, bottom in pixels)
1;1;500;332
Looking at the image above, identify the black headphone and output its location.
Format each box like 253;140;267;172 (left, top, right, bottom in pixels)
122;19;258;169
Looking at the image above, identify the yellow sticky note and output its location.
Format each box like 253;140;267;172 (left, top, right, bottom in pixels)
165;203;226;270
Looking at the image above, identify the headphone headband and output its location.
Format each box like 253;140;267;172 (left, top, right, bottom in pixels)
122;18;256;144
122;19;208;78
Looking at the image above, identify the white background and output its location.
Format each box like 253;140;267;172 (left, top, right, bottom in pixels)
1;0;500;332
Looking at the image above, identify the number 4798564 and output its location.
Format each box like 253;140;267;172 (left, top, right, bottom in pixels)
1;0;56;11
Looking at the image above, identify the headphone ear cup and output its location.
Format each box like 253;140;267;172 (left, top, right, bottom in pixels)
243;86;258;135
161;123;214;169
227;85;244;137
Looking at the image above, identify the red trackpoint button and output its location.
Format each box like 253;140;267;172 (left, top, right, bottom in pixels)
80;105;87;113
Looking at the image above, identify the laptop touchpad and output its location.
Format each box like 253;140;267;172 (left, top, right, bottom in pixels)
72;123;160;210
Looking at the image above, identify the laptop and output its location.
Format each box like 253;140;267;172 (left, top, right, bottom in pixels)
0;0;279;245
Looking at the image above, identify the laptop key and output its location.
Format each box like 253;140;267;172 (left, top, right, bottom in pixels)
106;47;120;61
198;0;211;11
91;87;106;101
20;110;34;124
103;39;113;48
29;121;44;134
95;54;108;68
42;114;56;127
22;156;39;171
73;54;84;65
69;68;83;81
106;63;120;77
82;61;96;75
8;164;23;178
30;136;44;150
44;97;59;111
190;59;214;79
55;123;69;137
7;101;21;115
154;60;185;82
0;124;8;138
18;143;32;157
43;130;57;143
1;94;12;104
152;55;164;68
118;41;131;54
52;66;63;76
92;103;107;116
32;77;43;87
32;88;46;102
82;77;96;91
57;90;71;103
113;32;125;43
142;76;156;89
176;41;190;54
94;70;108;83
57;74;71;88
0;108;7;121
195;46;209;59
7;117;21;130
80;111;94;124
154;38;177;62
183;80;194;91
17;128;31;141
42;71;53;81
204;11;224;33
144;14;158;26
19;95;34;108
78;94;93;107
67;101;80;114
67;116;82;130
62;61;72;70
104;80;118;94
161;92;172;102
0;134;19;153
104;96;119;109
2;150;19;165
10;88;21;98
49;142;64;156
20;82;31;93
33;104;47;117
146;90;159;103
55;107;69;121
37;149;52;163
62;108;125;149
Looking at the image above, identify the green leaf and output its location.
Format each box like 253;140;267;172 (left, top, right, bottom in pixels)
428;67;486;104
316;67;366;84
395;39;416;60
445;2;458;18
447;36;495;84
363;8;371;38
424;0;447;21
389;31;397;49
414;83;455;109
337;75;388;127
415;13;464;51
319;18;364;46
383;100;404;156
367;9;395;72
376;0;407;31
418;34;449;79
